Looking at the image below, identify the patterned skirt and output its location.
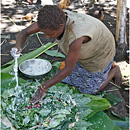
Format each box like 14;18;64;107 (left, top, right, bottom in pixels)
59;60;113;94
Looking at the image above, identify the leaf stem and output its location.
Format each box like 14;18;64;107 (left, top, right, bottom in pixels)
36;33;43;46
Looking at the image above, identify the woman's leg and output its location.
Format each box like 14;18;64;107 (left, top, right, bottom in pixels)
97;62;122;92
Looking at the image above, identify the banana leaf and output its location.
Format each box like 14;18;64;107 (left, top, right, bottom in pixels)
87;111;121;130
83;93;111;119
1;73;26;94
103;93;123;106
1;42;57;73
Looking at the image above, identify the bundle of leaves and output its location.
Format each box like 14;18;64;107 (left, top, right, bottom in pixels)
2;81;91;129
1;75;121;130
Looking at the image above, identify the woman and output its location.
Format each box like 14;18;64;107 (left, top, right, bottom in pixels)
14;5;122;104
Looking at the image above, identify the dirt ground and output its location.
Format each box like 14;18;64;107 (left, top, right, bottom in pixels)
1;0;129;120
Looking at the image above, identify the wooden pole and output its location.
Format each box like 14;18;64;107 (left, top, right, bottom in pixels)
119;0;127;44
116;0;122;42
116;0;127;44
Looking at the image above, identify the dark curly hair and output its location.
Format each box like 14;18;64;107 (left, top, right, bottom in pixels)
37;5;66;30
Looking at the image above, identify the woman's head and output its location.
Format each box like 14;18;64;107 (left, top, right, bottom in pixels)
37;5;66;30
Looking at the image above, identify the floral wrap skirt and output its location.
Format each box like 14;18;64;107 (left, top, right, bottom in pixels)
60;60;113;94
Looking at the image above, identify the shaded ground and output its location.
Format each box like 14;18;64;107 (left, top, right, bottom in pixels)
1;0;129;121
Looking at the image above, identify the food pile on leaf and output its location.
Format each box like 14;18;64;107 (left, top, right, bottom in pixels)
1;42;125;130
2;80;121;130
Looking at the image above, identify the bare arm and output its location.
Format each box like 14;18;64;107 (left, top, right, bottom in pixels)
42;36;85;89
15;22;40;51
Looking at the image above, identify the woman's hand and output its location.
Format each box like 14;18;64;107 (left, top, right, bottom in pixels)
10;47;21;58
29;87;46;104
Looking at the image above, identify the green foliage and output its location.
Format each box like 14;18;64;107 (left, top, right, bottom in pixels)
87;111;121;130
103;93;123;106
1;78;120;130
105;111;129;130
45;50;65;58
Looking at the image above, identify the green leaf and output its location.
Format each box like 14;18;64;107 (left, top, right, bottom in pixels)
45;50;65;58
79;109;93;119
34;114;39;123
103;93;123;106
87;111;121;130
74;119;91;129
114;120;129;130
75;97;91;108
52;109;70;115
53;114;66;119
49;118;65;128
1;42;57;73
23;116;30;125
39;109;51;116
83;94;111;119
105;111;129;130
1;73;26;94
52;61;61;69
2;88;15;98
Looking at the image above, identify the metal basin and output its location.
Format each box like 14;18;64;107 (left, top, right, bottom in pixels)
19;59;52;78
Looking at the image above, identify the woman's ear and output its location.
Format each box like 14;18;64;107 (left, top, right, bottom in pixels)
60;24;64;30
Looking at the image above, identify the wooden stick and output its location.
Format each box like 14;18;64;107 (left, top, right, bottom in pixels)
1;35;10;45
105;89;119;92
1;54;9;56
122;80;129;84
8;17;21;31
1;35;10;38
1;39;7;46
116;0;122;42
109;81;121;88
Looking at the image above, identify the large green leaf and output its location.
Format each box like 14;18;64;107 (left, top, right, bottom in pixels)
103;93;123;106
81;93;111;119
1;73;26;94
105;111;129;130
45;50;65;58
87;111;121;130
1;42;57;73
